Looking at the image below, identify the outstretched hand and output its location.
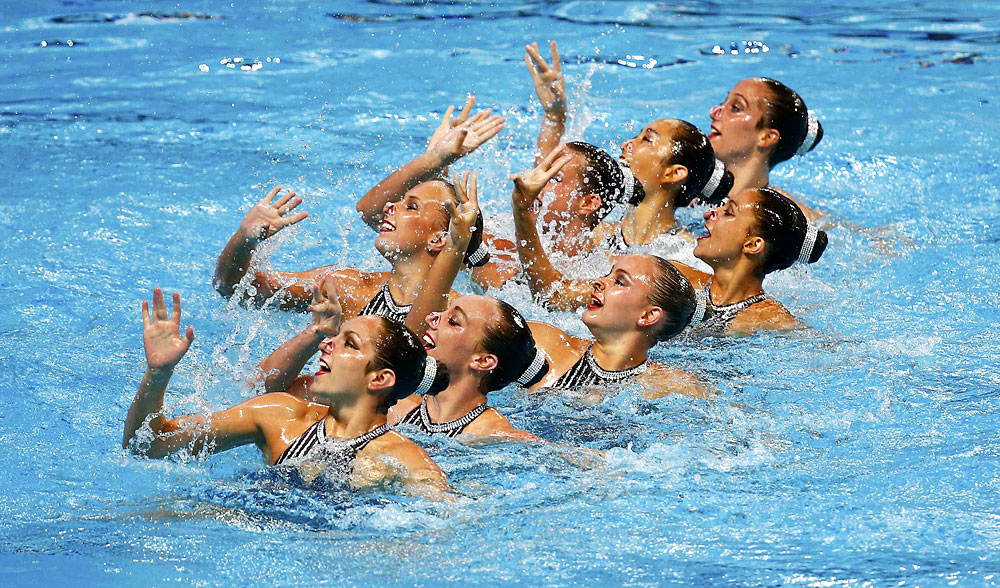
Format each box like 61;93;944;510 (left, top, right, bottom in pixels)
309;274;343;337
142;287;194;370
238;186;309;242
510;145;573;213
426;96;506;166
445;170;480;252
525;41;567;117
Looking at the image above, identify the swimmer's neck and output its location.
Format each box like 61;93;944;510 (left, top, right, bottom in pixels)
385;253;433;305
708;260;766;306
427;373;488;422
724;154;771;194
324;394;387;440
622;186;679;245
588;331;651;371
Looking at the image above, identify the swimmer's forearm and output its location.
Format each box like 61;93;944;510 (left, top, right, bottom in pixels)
536;113;566;162
122;366;172;450
405;243;464;337
213;229;259;298
357;152;449;229
512;207;563;302
255;325;325;393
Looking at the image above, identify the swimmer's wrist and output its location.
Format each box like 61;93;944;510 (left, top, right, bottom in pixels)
145;365;175;378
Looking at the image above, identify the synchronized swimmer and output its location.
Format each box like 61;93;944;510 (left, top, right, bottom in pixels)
124;41;829;497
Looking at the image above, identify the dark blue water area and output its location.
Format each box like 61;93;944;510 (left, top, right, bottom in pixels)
2;0;1000;586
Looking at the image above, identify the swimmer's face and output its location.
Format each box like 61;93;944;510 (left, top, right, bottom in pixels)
583;255;659;334
422;295;499;375
708;78;772;165
310;316;384;401
620;119;682;190
538;149;590;229
375;181;451;260
694;189;759;265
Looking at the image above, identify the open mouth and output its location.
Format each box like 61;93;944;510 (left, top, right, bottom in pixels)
708;125;720;139
422;333;436;350
618;154;631;167
379;220;396;233
314;358;331;376
587;294;604;310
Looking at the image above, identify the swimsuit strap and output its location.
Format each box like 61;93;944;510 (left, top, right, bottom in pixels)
418;395;488;437
347;422;392;451
360;281;412;323
700;279;767;324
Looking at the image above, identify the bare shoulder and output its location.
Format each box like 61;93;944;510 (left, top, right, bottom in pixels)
667;260;711;288
639;362;716;400
728;298;803;335
366;431;446;481
527;321;589;391
322;268;387;316
461;408;539;442
387;394;421;425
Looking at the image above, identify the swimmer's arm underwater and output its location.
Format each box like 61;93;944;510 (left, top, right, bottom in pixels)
355;97;504;230
511;147;594;312
524;41;567;162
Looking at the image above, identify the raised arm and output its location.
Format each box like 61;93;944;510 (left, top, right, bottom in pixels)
525;41;567;161
510;148;594;311
355;97;505;229
253;275;343;394
123;288;262;457
404;170;480;337
213;186;309;301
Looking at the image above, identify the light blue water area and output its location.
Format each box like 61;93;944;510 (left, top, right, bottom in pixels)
2;0;1000;585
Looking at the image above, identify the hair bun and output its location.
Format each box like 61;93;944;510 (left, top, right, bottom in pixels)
697;160;733;205
463;213;490;268
515;347;549;387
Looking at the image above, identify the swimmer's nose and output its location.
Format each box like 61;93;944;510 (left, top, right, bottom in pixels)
319;337;336;352
592;279;605;292
383;201;395;216
426;312;440;328
704;208;717;221
709;105;722;120
621;139;633;153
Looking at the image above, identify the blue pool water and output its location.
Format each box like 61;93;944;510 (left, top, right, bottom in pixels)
2;0;1000;585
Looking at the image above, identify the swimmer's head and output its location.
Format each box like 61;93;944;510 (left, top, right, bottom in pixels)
709;78;823;168
564;141;642;217
694;188;828;274
747;187;828;273
368;317;449;409
311;315;447;411
376;180;488;268
583;254;695;344
619;119;733;207
423;295;548;392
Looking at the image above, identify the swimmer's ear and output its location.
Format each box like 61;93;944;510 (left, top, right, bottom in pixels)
426;230;449;254
575;193;602;216
743;235;766;256
757;127;780;150
367;368;396;392
469;352;499;373
638;306;664;329
658;164;688;187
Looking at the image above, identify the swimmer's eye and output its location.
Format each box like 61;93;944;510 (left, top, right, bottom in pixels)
406;202;418;210
346;340;358;349
448;317;460;327
614;278;625;286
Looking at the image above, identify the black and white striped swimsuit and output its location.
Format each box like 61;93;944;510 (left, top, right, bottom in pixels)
273;418;391;467
359;282;411;324
396;396;488;438
690;280;766;334
550;345;648;390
